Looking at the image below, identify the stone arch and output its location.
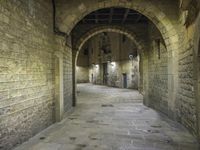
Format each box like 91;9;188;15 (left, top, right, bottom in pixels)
65;2;179;53
68;2;179;112
74;25;145;64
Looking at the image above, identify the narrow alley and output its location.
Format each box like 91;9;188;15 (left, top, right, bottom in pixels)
14;84;198;150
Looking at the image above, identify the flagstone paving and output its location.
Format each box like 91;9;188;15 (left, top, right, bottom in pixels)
14;84;199;150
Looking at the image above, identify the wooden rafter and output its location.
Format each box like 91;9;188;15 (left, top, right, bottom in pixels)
95;12;98;24
109;8;114;24
122;9;130;23
135;14;142;23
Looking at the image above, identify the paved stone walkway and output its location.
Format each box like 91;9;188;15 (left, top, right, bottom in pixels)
14;84;199;150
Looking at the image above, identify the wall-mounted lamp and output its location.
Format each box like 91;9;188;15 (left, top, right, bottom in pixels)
129;54;134;66
95;64;99;69
92;63;99;69
129;54;134;60
111;62;116;67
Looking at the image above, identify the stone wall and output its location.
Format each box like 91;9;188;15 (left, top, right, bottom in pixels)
146;23;169;115
175;7;200;136
177;38;197;135
76;43;89;83
76;66;89;83
0;1;72;149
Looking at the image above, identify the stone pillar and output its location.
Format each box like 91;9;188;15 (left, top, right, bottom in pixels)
54;51;64;122
143;50;149;106
167;48;179;119
72;50;77;107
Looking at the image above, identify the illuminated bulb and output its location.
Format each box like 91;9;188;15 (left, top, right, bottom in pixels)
111;62;116;67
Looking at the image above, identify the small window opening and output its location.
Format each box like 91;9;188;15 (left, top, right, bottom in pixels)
84;48;89;55
156;39;161;59
122;35;126;43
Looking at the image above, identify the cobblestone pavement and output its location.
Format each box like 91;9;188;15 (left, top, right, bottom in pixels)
14;84;199;150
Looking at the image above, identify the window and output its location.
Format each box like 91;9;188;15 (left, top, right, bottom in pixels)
91;48;93;55
122;35;126;43
84;48;89;55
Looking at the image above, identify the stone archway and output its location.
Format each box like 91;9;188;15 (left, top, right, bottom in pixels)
72;26;146;106
75;26;145;63
64;2;179;116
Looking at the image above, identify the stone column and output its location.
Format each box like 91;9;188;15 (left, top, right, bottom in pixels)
54;51;64;122
72;49;78;107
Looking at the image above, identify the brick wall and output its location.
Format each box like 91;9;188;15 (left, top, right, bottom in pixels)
0;1;72;149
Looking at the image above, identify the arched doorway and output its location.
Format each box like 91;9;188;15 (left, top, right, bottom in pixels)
67;4;179;118
77;32;141;87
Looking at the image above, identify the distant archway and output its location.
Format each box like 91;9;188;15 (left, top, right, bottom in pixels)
72;26;145;106
74;26;145;64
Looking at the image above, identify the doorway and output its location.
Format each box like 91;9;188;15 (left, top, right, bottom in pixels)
123;73;128;88
103;63;108;85
91;74;94;83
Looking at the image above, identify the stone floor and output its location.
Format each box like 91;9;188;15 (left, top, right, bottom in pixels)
14;84;199;150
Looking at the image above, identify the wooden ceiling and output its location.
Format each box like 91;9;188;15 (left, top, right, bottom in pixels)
79;7;149;24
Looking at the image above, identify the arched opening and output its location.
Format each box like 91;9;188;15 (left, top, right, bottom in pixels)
76;31;141;92
72;24;147;106
72;7;172;112
63;3;179;113
71;7;172;117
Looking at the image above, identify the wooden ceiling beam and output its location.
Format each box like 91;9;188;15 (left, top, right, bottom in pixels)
95;12;98;24
109;8;114;24
122;9;130;24
135;14;142;23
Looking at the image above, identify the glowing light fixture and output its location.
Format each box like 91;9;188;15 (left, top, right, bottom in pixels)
111;62;116;67
95;64;99;68
129;54;133;60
